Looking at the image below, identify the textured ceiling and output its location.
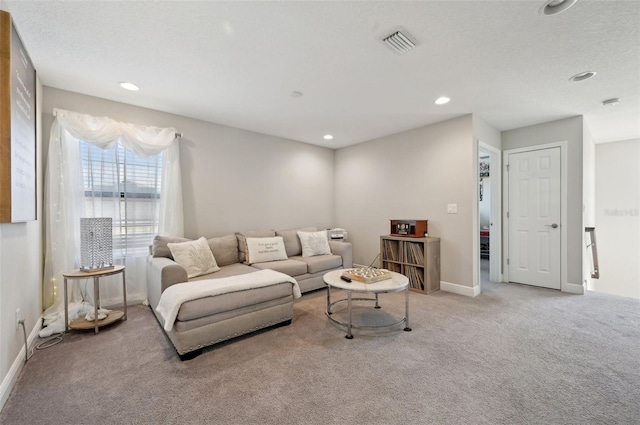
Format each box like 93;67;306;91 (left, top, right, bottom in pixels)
4;0;640;148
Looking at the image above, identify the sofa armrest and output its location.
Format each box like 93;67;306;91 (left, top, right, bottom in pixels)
146;255;188;309
329;241;353;269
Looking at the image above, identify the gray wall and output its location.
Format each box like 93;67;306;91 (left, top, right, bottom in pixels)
473;115;501;151
180;124;334;237
594;138;640;299
502;116;584;287
335;115;475;289
0;55;43;412
42;87;335;238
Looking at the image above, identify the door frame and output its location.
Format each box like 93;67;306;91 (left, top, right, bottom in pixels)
479;142;502;283
502;141;568;291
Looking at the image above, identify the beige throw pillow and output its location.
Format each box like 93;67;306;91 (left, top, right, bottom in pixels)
297;230;332;257
276;227;317;257
152;235;191;259
244;236;288;265
236;229;276;263
207;234;239;266
168;237;220;278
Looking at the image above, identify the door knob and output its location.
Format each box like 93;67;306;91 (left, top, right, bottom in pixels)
546;223;559;229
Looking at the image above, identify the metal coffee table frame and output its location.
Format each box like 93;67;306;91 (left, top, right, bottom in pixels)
324;269;411;339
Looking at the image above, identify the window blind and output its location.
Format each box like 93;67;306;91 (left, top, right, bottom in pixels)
80;141;163;256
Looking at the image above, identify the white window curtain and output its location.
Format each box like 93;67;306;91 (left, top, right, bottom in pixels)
40;108;183;336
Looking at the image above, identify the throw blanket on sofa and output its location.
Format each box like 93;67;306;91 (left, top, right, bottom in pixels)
156;269;301;331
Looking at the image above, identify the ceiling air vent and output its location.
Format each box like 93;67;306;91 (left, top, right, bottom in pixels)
382;30;417;55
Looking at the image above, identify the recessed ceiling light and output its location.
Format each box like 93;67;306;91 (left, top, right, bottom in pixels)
569;71;597;82
602;98;620;107
222;21;234;36
291;91;303;98
540;0;578;16
323;134;334;140
119;82;140;91
435;96;450;105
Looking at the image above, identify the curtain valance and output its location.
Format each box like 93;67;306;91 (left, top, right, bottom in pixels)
53;108;178;157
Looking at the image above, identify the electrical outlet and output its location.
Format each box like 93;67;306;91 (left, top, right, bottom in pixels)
15;308;21;329
447;203;458;214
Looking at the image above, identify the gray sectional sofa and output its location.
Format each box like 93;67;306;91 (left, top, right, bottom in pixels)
146;227;352;358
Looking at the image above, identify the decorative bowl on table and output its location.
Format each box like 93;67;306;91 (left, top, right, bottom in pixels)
342;268;392;284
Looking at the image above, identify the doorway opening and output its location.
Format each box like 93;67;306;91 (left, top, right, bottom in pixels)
478;142;501;287
479;153;491;282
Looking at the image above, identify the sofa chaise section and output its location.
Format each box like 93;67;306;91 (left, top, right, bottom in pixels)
154;277;295;358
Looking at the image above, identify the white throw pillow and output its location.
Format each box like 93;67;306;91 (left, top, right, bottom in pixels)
297;230;332;257
168;237;220;278
244;236;288;264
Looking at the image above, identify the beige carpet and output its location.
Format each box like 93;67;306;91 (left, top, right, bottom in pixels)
2;280;639;424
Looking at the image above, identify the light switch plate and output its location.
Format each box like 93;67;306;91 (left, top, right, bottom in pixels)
447;204;458;214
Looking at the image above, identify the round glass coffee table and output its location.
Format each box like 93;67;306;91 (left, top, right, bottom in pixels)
323;268;411;339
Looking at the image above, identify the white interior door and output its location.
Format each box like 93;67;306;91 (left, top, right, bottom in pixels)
508;147;561;289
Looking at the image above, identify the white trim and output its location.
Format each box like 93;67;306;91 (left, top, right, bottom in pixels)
440;281;481;297
564;282;585;295
559;143;570;294
472;141;480;290
503;141;570;292
352;263;368;269
0;317;43;411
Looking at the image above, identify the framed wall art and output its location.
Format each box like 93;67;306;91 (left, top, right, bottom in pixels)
0;11;37;222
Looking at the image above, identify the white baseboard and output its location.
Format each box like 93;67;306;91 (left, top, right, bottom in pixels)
352;263;367;269
352;273;482;298
563;282;585;295
0;316;43;412
440;281;481;297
